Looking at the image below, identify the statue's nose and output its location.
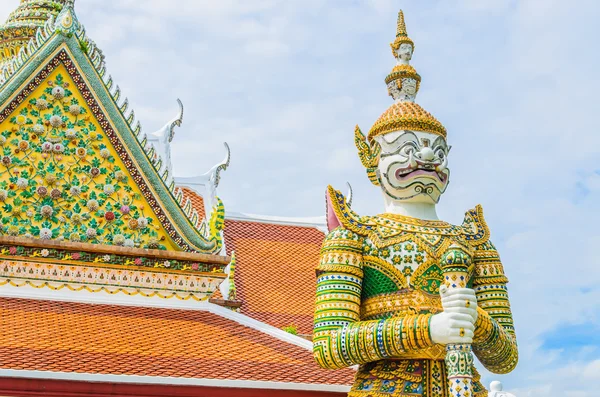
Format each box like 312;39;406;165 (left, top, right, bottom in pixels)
417;147;435;161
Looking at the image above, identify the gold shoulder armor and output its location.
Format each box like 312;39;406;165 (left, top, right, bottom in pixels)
460;204;491;245
326;185;375;235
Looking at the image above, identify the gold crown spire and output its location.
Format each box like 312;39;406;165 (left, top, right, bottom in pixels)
396;10;407;37
390;9;414;55
0;0;75;65
364;9;446;143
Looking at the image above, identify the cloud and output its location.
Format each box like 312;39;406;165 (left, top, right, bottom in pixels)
508;359;600;395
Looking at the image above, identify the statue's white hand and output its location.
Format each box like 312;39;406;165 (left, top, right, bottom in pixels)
430;311;474;344
440;286;478;324
429;285;478;345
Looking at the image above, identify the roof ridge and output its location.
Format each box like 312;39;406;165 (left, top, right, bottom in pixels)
226;212;327;231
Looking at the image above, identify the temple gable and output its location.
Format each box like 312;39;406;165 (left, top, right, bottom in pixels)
0;64;180;251
0;5;223;254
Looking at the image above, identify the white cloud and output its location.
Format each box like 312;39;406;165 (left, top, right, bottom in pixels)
507;359;600;396
582;360;600;380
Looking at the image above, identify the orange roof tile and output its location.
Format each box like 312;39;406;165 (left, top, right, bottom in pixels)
223;220;324;336
179;187;206;222
0;297;354;385
210;288;224;300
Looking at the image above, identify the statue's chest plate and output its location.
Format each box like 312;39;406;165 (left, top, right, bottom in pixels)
362;231;469;297
373;238;429;282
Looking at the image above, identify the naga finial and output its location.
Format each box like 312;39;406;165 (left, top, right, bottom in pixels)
168;99;184;143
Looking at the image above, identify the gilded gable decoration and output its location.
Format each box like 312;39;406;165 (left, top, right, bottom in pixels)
0;2;226;254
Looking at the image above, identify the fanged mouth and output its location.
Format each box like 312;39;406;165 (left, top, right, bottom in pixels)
395;167;447;183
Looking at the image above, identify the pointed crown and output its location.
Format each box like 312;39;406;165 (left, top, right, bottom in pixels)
390;10;414;55
355;9;447;185
366;9;446;142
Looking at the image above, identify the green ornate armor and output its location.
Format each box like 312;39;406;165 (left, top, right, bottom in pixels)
313;187;518;397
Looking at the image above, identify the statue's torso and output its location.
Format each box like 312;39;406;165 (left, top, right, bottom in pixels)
339;213;488;397
320;189;499;396
358;214;477;322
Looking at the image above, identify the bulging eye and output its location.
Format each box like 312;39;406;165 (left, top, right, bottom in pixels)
402;146;415;156
436;149;445;159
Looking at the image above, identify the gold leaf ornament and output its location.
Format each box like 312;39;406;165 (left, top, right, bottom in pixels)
354;125;381;186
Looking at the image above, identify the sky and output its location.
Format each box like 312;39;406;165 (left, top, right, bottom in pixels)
2;0;600;395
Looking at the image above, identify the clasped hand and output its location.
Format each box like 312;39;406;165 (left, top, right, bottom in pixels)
430;285;478;345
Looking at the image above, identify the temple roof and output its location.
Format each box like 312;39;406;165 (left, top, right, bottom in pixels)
0;296;355;387
0;3;223;255
179;186;206;221
0;2;349;391
223;217;326;337
173;185;331;337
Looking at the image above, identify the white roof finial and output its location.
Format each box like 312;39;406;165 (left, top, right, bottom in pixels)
169;99;184;142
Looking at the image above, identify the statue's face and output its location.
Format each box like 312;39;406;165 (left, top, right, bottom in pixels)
402;78;417;95
374;130;450;203
397;43;413;62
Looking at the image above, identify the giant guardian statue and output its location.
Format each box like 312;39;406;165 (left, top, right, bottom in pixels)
313;10;518;397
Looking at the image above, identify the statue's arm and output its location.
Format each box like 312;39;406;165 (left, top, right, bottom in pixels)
313;227;434;370
471;240;519;374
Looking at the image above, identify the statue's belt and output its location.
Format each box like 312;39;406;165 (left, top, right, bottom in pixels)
392;345;447;360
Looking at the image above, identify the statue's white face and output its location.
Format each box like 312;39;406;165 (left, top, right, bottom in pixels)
402;78;417;95
396;43;413;62
374;130;450;203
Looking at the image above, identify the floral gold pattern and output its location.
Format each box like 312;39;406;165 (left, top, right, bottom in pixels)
0;66;177;250
0;7;224;253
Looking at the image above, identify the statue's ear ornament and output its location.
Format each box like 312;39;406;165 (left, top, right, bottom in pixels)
354;125;381;186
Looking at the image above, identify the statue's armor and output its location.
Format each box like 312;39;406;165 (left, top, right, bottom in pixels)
313;188;518;397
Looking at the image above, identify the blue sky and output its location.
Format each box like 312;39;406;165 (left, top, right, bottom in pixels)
2;0;600;395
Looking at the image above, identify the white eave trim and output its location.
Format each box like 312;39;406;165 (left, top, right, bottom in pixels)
174;175;210;189
0;284;312;350
0;369;352;392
